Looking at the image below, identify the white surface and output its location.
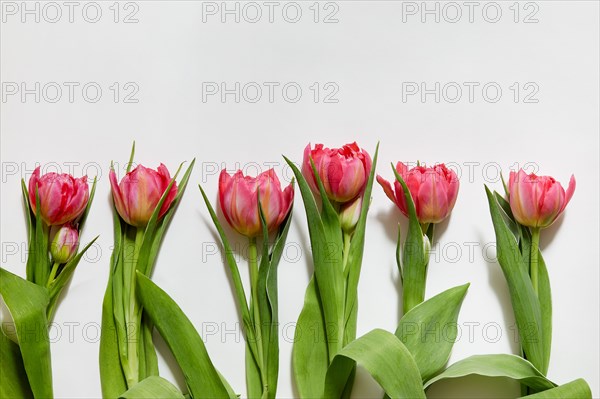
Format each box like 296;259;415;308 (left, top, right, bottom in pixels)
1;1;599;398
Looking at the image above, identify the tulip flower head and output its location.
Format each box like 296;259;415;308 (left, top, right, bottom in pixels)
109;164;178;227
377;162;459;224
219;169;294;238
508;169;575;229
302;142;372;204
28;167;89;226
50;224;79;264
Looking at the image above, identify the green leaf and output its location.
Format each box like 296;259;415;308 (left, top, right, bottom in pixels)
255;194;294;399
126;141;136;173
100;210;128;399
395;225;403;282
536;253;552;375
198;184;256;358
424;354;556;391
148;159;195;265
78;176;97;232
119;376;184;399
284;156;343;361
485;186;545;372
344;143;379;338
324;329;426;399
137;160;187;277
33;188;50;286
0;268;52;399
292;277;329;399
0;332;33;399
47;236;99;320
245;343;262;399
393;167;427;315
21;179;35;283
136;273;234;399
396;283;469;381
518;379;591;398
494;190;553;375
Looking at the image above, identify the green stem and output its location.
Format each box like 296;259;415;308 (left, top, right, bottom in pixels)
248;237;267;396
530;227;541;297
46;261;60;288
124;227;145;388
336;232;353;357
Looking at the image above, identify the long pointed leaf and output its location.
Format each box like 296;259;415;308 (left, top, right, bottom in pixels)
324;329;426;399
0;332;33;398
136;273;234;399
393;166;428;315
119;376;184;399
485;186;545;372
344;143;379;331
396;283;469;381
285;156;342;362
0;268;52;399
518;379;591;398
424;354;556;391
292;277;329;399
100;211;128;399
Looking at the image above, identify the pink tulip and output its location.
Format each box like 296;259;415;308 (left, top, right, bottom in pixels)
219;169;294;238
302;142;372;204
28;167;89;226
50;224;79;264
377;162;459;224
109;164;177;227
508;169;575;229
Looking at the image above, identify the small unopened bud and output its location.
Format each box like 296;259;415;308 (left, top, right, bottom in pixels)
50;224;79;264
423;234;431;265
340;197;362;233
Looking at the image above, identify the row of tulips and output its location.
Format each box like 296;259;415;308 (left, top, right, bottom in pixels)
0;141;589;399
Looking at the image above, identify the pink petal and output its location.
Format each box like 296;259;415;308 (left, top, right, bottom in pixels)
110;169;131;225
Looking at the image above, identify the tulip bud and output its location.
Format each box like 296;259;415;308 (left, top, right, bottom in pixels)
50;224;79;264
422;234;431;266
339;197;362;233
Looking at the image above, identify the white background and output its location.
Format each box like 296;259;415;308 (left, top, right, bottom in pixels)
1;1;599;398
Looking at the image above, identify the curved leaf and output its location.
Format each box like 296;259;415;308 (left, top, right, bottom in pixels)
485;187;545;372
396;283;469;381
136;273;234;399
325;329;426;399
424;354;556;391
344;144;379;337
284;156;343;361
0;268;52;398
291;277;329;398
393;167;428;315
119;376;184;398
100;210;128;399
0;332;33;398
518;379;591;399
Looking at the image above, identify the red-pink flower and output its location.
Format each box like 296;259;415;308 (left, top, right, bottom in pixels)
28;167;89;226
219;169;294;237
109;164;177;227
377;162;459;224
508;169;575;229
302;142;372;203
